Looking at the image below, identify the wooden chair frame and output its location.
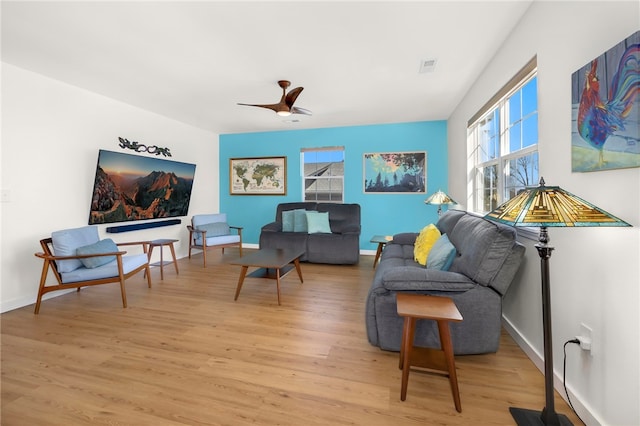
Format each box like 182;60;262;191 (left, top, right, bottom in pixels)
34;238;152;314
187;225;243;267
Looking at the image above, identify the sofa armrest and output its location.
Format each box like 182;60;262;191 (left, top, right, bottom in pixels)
390;232;419;245
261;221;282;232
381;266;476;292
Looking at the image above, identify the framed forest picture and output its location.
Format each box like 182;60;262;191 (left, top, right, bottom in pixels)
363;151;426;193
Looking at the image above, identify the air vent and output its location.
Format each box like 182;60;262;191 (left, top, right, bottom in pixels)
419;58;437;73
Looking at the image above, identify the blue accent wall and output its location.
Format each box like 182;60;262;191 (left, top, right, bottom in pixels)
219;121;448;250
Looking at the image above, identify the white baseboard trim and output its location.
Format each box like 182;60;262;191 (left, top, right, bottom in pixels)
1;289;75;314
502;316;602;426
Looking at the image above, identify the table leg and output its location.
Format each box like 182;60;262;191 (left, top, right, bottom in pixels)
293;258;303;283
438;320;461;412
399;315;410;370
275;268;282;306
234;266;248;301
159;246;165;280
146;246;155;279
400;317;416;401
373;243;384;268
169;242;179;275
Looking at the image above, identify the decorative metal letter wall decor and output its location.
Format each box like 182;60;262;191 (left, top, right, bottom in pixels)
571;31;639;172
118;137;172;157
230;156;287;195
363;151;426;193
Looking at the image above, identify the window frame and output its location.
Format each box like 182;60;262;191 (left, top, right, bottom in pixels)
467;57;538;216
301;146;345;203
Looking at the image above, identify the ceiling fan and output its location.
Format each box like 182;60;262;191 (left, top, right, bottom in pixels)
238;80;312;117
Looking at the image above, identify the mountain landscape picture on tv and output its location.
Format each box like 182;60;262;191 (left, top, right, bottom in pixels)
88;150;196;225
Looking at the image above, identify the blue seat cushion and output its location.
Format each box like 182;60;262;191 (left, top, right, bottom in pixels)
60;253;148;283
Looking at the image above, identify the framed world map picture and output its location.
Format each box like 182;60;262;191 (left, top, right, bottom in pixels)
229;156;287;195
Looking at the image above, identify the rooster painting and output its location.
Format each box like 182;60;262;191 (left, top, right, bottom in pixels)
572;31;640;172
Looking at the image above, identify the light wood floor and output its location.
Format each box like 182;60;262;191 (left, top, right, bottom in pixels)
1;250;582;425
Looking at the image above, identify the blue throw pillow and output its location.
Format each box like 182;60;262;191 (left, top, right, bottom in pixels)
426;234;457;270
282;210;295;232
197;222;230;237
293;209;308;232
306;211;332;234
76;238;119;269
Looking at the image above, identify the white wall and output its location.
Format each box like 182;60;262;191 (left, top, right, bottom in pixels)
448;2;639;425
0;63;219;313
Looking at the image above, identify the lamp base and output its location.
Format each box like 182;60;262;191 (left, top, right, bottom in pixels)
510;407;573;426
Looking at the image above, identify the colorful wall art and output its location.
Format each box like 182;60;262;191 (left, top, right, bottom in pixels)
572;31;639;172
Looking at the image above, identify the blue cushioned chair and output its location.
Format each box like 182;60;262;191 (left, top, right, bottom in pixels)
34;226;152;314
187;213;243;267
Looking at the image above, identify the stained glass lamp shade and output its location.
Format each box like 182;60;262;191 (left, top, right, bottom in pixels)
425;190;457;216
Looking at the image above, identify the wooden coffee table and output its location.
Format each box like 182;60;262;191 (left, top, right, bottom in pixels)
229;248;304;305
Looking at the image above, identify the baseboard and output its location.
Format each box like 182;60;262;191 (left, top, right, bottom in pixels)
501;316;602;426
1;289;75;314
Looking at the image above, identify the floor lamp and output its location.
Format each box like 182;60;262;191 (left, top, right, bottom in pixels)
484;177;630;426
425;189;457;216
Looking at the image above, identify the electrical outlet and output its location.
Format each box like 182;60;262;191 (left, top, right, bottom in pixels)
578;323;593;353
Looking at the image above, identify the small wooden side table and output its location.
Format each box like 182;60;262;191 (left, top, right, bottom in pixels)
148;239;179;280
370;235;392;268
396;293;463;412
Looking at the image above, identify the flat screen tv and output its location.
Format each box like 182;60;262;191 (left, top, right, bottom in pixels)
88;149;196;225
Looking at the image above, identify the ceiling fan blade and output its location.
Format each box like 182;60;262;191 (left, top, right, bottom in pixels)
237;102;282;112
238;81;309;116
285;87;304;108
291;106;312;116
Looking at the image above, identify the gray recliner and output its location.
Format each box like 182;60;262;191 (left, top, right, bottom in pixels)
365;210;525;355
259;202;361;264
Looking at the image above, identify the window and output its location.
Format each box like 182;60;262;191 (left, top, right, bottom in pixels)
468;57;538;213
301;146;344;202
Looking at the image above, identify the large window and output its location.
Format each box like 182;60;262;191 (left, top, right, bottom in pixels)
301;146;344;202
468;58;538;213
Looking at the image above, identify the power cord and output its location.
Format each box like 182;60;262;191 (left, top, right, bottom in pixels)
563;339;586;425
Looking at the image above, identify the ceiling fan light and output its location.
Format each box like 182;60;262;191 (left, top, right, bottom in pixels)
276;110;291;117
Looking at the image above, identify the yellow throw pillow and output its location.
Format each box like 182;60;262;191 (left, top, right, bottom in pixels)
413;224;441;266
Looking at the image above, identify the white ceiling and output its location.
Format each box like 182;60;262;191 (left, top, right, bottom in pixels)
1;1;533;135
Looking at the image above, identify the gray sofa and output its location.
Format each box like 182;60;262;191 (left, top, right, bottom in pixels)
259;202;361;264
366;210;525;355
